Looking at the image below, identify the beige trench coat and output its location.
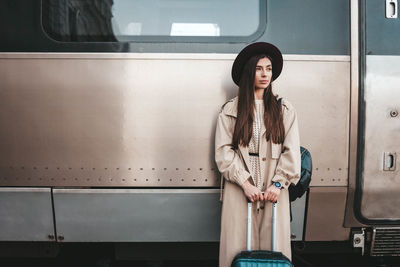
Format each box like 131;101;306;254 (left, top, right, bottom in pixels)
215;96;300;267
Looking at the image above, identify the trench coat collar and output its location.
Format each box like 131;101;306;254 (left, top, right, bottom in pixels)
221;97;238;118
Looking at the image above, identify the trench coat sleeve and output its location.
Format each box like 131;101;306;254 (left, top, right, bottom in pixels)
272;103;301;189
215;111;251;186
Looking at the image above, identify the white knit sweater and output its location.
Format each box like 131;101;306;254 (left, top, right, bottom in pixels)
248;100;264;190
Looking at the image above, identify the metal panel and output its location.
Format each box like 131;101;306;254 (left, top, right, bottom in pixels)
344;0;365;228
305;187;350;241
0;54;350;188
290;192;307;241
275;57;350;187
53;189;221;242
359;56;400;220
0;188;55;241
367;0;400;55
264;0;350;55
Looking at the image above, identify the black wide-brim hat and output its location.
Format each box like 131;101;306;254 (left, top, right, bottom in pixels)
231;42;283;86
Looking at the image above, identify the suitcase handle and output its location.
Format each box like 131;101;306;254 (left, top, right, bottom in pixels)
247;201;277;251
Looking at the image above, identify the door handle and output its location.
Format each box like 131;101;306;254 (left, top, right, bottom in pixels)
386;0;398;18
383;152;396;171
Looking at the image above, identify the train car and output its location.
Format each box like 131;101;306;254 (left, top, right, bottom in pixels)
0;0;399;260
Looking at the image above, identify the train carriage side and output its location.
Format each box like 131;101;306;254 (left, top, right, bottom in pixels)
0;0;398;258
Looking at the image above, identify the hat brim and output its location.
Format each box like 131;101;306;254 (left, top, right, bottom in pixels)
231;42;283;86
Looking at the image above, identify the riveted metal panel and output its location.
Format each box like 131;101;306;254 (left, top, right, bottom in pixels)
275;57;350;187
0;54;350;188
0;188;55;241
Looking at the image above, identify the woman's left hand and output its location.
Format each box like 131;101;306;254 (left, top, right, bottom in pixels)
265;184;281;203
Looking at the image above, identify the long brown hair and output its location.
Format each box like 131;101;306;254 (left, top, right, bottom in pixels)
232;54;285;148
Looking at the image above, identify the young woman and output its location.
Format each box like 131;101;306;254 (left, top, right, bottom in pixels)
215;42;301;266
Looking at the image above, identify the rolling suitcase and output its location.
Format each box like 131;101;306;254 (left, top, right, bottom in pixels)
231;202;294;267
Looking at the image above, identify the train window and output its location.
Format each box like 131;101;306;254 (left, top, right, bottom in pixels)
42;0;263;42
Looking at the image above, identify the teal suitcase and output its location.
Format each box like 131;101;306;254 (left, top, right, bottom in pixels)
231;202;294;267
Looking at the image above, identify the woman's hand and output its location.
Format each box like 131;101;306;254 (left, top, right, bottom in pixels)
265;184;281;203
241;179;264;203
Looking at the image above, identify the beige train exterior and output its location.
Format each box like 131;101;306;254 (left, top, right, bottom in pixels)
0;53;351;241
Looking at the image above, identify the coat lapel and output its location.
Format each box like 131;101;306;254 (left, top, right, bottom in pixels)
223;97;252;174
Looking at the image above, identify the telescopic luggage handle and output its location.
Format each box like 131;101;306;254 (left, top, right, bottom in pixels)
246;201;278;251
246;202;252;250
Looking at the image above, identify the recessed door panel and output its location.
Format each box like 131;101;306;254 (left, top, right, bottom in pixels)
358;0;400;221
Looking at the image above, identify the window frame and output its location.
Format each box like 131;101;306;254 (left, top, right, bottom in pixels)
41;0;267;43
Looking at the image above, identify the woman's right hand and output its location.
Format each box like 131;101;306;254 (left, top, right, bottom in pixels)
241;179;264;202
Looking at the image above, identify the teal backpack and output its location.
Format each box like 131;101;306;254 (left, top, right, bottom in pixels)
289;146;312;202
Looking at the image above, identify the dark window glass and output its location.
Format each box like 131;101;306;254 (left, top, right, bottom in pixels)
42;0;261;42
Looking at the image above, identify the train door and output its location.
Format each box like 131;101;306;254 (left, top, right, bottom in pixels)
354;0;400;255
